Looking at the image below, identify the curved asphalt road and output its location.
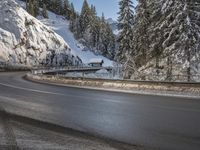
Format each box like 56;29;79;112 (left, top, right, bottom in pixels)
0;72;200;150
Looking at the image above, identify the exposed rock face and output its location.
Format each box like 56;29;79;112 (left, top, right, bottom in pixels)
0;0;81;67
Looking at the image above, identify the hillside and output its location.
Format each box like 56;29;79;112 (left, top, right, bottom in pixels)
16;0;114;67
38;12;114;66
0;0;81;67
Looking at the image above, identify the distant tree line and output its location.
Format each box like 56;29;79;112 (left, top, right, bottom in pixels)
23;0;116;60
25;0;47;18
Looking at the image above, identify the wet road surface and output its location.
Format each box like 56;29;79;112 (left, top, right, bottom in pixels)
0;72;200;150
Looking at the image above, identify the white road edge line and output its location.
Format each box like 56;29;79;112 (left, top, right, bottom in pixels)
0;82;65;96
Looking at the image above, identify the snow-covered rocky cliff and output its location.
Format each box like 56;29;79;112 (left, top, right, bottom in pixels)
0;0;81;67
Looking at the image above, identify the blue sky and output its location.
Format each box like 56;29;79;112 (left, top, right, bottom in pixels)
69;0;137;20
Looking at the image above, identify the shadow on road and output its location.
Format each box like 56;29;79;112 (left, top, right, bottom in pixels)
0;105;142;150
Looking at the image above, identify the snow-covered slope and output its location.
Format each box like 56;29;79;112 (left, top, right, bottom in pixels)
37;10;113;67
0;0;80;67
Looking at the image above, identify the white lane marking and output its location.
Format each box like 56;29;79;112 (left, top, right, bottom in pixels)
0;95;57;115
0;83;200;113
0;82;65;96
0;81;124;103
0;92;200;114
1;78;200;111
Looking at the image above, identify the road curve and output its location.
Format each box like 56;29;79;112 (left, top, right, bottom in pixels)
0;72;200;150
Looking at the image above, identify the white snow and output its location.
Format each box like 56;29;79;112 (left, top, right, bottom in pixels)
65;70;111;79
106;18;116;24
113;29;120;35
37;11;113;67
0;0;80;67
89;58;103;63
96;69;109;74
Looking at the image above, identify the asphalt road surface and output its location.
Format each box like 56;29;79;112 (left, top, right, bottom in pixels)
0;109;138;150
0;72;200;150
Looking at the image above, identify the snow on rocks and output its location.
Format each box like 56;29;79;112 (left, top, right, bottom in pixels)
0;0;81;67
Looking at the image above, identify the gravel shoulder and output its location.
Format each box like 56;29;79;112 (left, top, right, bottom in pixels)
0;109;143;150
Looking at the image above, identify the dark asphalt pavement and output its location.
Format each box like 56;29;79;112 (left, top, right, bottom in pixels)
0;72;200;150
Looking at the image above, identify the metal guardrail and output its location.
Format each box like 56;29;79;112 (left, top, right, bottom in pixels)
32;66;112;71
34;74;200;87
31;66;114;74
31;66;200;84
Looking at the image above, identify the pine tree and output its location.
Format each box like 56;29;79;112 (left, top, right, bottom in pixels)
33;0;39;17
69;3;77;31
43;0;50;9
91;4;97;16
28;0;35;16
117;0;134;64
148;0;164;75
38;0;43;7
73;15;81;38
58;0;63;15
48;0;54;11
160;0;200;81
26;0;39;17
79;0;93;37
42;4;48;18
133;0;151;66
63;0;71;19
97;14;115;58
84;6;100;49
98;14;107;55
26;0;29;12
105;23;116;59
52;0;62;14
